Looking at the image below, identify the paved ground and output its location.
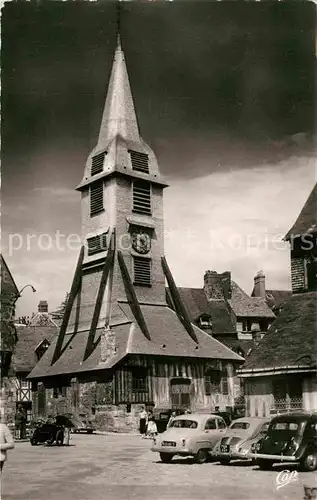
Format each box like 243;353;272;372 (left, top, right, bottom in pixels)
2;433;317;500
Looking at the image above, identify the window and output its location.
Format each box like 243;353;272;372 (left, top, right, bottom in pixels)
205;418;217;430
90;181;104;216
170;419;198;429
87;232;108;256
199;315;212;329
218;419;226;430
221;374;229;395
133;257;151;287
53;386;67;398
129;150;149;174
132;180;151;215
242;320;252;332
204;370;221;395
230;421;250;430
91;152;106;176
132;368;148;392
35;340;50;361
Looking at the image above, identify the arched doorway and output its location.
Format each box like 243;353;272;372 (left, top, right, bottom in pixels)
170;378;192;410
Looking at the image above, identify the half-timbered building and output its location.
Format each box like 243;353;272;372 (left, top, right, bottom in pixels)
28;35;243;432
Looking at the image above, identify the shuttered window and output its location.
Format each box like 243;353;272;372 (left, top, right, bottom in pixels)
133;257;151;287
129;150;149;174
132;181;151;215
87;232;108;256
90;181;103;216
91;152;106;176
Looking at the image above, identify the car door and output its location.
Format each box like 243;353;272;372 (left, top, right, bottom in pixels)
204;417;224;447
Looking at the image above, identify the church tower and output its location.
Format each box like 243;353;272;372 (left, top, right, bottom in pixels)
65;36;168;336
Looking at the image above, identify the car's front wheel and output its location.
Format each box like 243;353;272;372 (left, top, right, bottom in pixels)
258;459;274;470
194;449;209;464
300;452;317;472
87;430;94;434
30;438;38;446
159;453;173;463
46;434;55;446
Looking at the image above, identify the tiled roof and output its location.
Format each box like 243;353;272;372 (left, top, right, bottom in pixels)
28;302;243;380
176;288;236;333
284;183;317;240
213;335;254;358
265;290;292;310
12;326;58;373
229;282;275;318
29;312;58;328
240;291;317;372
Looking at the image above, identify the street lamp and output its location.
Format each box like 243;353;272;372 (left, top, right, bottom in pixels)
17;284;36;298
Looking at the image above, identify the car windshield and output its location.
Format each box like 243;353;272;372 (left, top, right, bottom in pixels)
230;422;250;430
270;421;305;435
170;419;198;429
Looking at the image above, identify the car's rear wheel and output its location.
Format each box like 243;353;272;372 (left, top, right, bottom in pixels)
300;452;317;472
159;453;173;463
194;449;209;464
220;458;231;465
258;459;274;470
56;430;64;446
30;438;38;446
87;430;94;434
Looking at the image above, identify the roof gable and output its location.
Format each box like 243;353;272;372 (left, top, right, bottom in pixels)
285;183;317;240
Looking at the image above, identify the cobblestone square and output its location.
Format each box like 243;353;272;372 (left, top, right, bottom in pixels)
2;434;316;500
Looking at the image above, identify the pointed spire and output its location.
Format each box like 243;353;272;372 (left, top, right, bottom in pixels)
96;35;140;149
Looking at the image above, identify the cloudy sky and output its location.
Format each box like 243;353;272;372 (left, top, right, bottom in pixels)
2;1;316;317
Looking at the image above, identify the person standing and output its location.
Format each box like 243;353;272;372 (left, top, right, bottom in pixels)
0;421;15;472
139;407;148;436
145;416;157;439
167;411;176;428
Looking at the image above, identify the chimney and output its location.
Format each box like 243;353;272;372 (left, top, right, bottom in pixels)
38;300;48;313
204;270;232;300
253;270;266;298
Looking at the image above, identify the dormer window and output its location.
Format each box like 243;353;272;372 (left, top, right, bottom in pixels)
199;314;212;329
132;180;151;215
35;339;50;361
91;152;106;176
90;181;104;216
129;150;149;174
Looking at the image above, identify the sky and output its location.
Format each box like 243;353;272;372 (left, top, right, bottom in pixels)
2;1;316;317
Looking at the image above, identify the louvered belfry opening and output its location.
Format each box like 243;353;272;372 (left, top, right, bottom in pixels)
91;152;106;176
129;150;149;174
87;232;108;256
90;181;103;216
133;257;151;287
132;180;151;215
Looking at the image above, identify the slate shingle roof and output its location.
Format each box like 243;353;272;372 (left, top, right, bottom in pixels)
28;302;244;380
12;326;58;372
229;282;275;319
240;291;317;372
284;183;317;240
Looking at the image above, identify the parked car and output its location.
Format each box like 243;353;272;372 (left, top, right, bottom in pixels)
248;411;317;471
152;409;184;433
68;413;95;434
30;415;73;446
211;417;271;465
151;413;227;464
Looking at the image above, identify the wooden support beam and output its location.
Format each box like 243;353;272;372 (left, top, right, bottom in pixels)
161;256;199;344
117;250;151;341
51;246;85;365
83;231;116;361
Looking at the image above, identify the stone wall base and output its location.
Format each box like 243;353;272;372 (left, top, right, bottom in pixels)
94;404;146;433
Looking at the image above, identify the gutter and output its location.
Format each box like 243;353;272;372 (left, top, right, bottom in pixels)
238;364;317;378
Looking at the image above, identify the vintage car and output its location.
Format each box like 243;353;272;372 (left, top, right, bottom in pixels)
152;409;184;433
69;413;95;434
211;417;271;465
248;411;317;471
151;413;227;464
30;415;73;446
